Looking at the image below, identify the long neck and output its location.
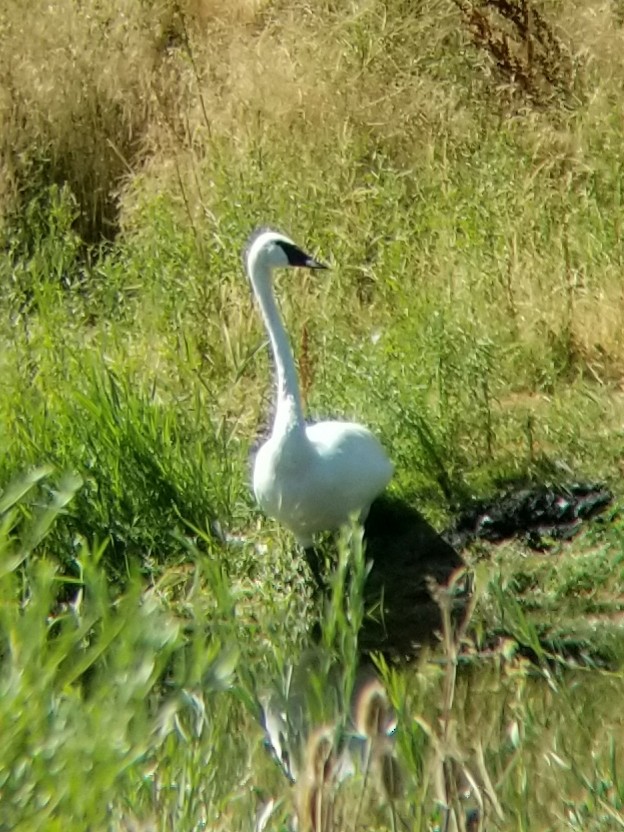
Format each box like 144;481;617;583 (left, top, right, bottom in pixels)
250;263;305;435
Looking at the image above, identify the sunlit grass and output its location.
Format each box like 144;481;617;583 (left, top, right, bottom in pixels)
2;0;624;829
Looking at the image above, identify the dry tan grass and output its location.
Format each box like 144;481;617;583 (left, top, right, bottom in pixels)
0;0;168;239
1;0;622;228
3;0;624;376
0;0;478;234
181;0;270;24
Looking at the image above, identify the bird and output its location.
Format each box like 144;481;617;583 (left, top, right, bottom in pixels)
244;227;394;560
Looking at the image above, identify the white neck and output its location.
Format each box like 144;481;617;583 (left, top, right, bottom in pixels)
249;262;305;435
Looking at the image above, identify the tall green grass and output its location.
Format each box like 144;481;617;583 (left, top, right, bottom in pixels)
1;485;622;830
2;1;624;829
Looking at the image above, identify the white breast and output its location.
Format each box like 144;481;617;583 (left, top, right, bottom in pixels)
253;421;393;547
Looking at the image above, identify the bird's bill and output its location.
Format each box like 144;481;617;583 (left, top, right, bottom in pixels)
303;255;329;270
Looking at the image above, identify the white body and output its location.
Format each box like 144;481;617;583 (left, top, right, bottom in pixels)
254;420;393;547
246;228;393;548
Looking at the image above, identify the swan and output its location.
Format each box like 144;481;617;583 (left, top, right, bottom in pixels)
245;227;394;552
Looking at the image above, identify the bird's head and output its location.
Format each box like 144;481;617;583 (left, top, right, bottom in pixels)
244;228;328;277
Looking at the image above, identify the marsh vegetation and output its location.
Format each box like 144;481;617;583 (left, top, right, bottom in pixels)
1;0;623;828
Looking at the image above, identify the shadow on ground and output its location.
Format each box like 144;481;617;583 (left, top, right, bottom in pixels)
359;482;613;658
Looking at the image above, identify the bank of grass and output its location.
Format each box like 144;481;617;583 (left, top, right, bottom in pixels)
2;0;624;828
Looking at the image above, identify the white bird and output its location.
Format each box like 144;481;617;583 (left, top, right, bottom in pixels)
244;227;393;556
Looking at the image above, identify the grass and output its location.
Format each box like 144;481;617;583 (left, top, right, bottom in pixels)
2;0;624;828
